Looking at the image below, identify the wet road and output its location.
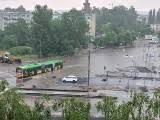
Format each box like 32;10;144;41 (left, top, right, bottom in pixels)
65;39;152;76
1;39;160;90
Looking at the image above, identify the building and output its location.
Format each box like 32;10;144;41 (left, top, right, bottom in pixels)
84;13;96;40
0;10;32;30
137;15;148;24
150;24;160;32
83;0;96;41
137;11;149;24
52;10;68;20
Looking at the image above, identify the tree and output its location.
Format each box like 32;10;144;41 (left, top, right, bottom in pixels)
60;98;90;120
4;6;26;12
96;96;117;120
31;5;53;57
95;5;149;45
0;80;53;120
16;5;26;12
152;9;156;24
49;9;89;56
118;30;136;46
96;6;137;31
61;9;89;49
0;35;17;49
95;23;136;47
4;19;30;46
156;9;160;24
148;10;153;24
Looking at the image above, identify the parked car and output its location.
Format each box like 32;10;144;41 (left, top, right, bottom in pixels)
62;75;78;83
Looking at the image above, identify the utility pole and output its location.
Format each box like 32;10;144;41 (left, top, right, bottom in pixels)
39;39;42;59
88;50;90;88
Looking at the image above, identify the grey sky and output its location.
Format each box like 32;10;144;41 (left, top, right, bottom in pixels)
0;0;159;11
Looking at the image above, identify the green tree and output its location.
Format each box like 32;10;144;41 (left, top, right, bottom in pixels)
118;30;136;46
148;10;153;24
152;9;156;24
0;80;53;120
96;6;137;31
0;35;17;49
156;9;160;24
96;96;117;120
4;19;30;46
61;9;89;49
49;9;89;56
60;98;90;120
31;5;53;57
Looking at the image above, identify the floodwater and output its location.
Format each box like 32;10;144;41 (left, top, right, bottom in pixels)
1;39;160;90
65;39;152;76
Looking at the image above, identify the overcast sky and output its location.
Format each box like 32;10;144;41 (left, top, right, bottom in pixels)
0;0;159;11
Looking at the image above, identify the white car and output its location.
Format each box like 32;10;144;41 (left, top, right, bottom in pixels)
62;75;78;83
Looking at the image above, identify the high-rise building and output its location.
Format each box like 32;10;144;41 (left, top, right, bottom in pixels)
83;0;96;41
83;0;91;13
0;9;32;30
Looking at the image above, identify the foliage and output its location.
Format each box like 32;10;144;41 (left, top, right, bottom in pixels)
31;6;88;57
31;5;53;57
157;9;160;24
95;5;151;47
5;19;30;46
0;80;53;120
4;5;26;12
0;5;89;57
95;24;136;47
0;34;17;50
49;9;89;56
97;91;160;120
9;46;33;55
0;81;160;119
148;10;153;24
96;6;137;32
152;9;156;24
0;80;8;92
60;98;90;120
148;8;160;24
96;97;117;120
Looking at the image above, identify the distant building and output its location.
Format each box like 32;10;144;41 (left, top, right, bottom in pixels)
0;9;32;30
84;13;96;40
137;11;149;24
150;24;160;32
52;11;62;19
137;15;148;24
52;10;67;20
82;0;96;41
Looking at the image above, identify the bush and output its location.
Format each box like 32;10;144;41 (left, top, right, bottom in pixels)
9;46;33;55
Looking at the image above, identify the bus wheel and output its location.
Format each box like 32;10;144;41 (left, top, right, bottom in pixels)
61;65;63;69
41;69;45;73
34;71;37;75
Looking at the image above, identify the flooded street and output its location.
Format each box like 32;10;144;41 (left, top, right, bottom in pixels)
1;39;160;91
65;39;150;76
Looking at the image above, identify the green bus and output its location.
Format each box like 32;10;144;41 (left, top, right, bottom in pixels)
16;60;63;79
